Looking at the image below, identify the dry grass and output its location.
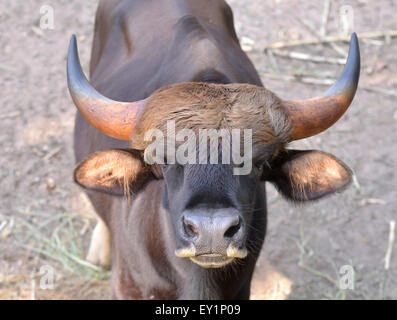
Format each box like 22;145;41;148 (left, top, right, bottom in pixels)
13;211;110;280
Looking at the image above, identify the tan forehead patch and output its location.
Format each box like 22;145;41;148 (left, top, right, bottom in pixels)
130;82;292;150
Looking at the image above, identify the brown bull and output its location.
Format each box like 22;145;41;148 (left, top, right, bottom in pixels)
68;0;360;299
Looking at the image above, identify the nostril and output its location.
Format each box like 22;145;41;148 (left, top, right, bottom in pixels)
183;217;199;237
187;222;199;236
224;217;241;238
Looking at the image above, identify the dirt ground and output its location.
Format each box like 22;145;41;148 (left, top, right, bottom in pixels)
0;0;396;300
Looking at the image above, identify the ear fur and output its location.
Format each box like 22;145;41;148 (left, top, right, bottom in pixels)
266;150;352;201
74;149;151;196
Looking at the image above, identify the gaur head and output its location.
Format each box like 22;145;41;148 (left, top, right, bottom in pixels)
68;34;360;268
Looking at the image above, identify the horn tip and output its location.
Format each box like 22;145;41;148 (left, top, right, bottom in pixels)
323;31;360;98
350;32;359;54
68;34;78;54
69;34;77;46
67;34;81;85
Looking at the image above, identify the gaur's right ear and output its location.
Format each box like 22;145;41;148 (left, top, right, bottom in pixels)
74;149;152;196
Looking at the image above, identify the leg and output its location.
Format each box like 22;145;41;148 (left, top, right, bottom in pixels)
86;218;112;269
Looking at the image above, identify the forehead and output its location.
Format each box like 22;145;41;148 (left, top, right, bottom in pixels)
130;82;292;150
144;128;284;173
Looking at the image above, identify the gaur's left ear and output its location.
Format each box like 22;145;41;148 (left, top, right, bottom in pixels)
265;150;352;201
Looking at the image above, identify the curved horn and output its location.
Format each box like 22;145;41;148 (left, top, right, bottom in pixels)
67;35;147;141
282;33;360;141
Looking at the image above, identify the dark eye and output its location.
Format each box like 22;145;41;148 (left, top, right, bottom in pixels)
255;159;272;170
162;163;182;170
255;159;266;169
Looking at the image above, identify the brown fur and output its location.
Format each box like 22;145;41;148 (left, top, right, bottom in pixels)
130;82;292;152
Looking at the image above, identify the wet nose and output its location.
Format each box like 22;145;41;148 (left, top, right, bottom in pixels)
182;209;242;249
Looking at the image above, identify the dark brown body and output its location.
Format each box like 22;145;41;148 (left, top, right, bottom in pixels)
75;0;265;299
